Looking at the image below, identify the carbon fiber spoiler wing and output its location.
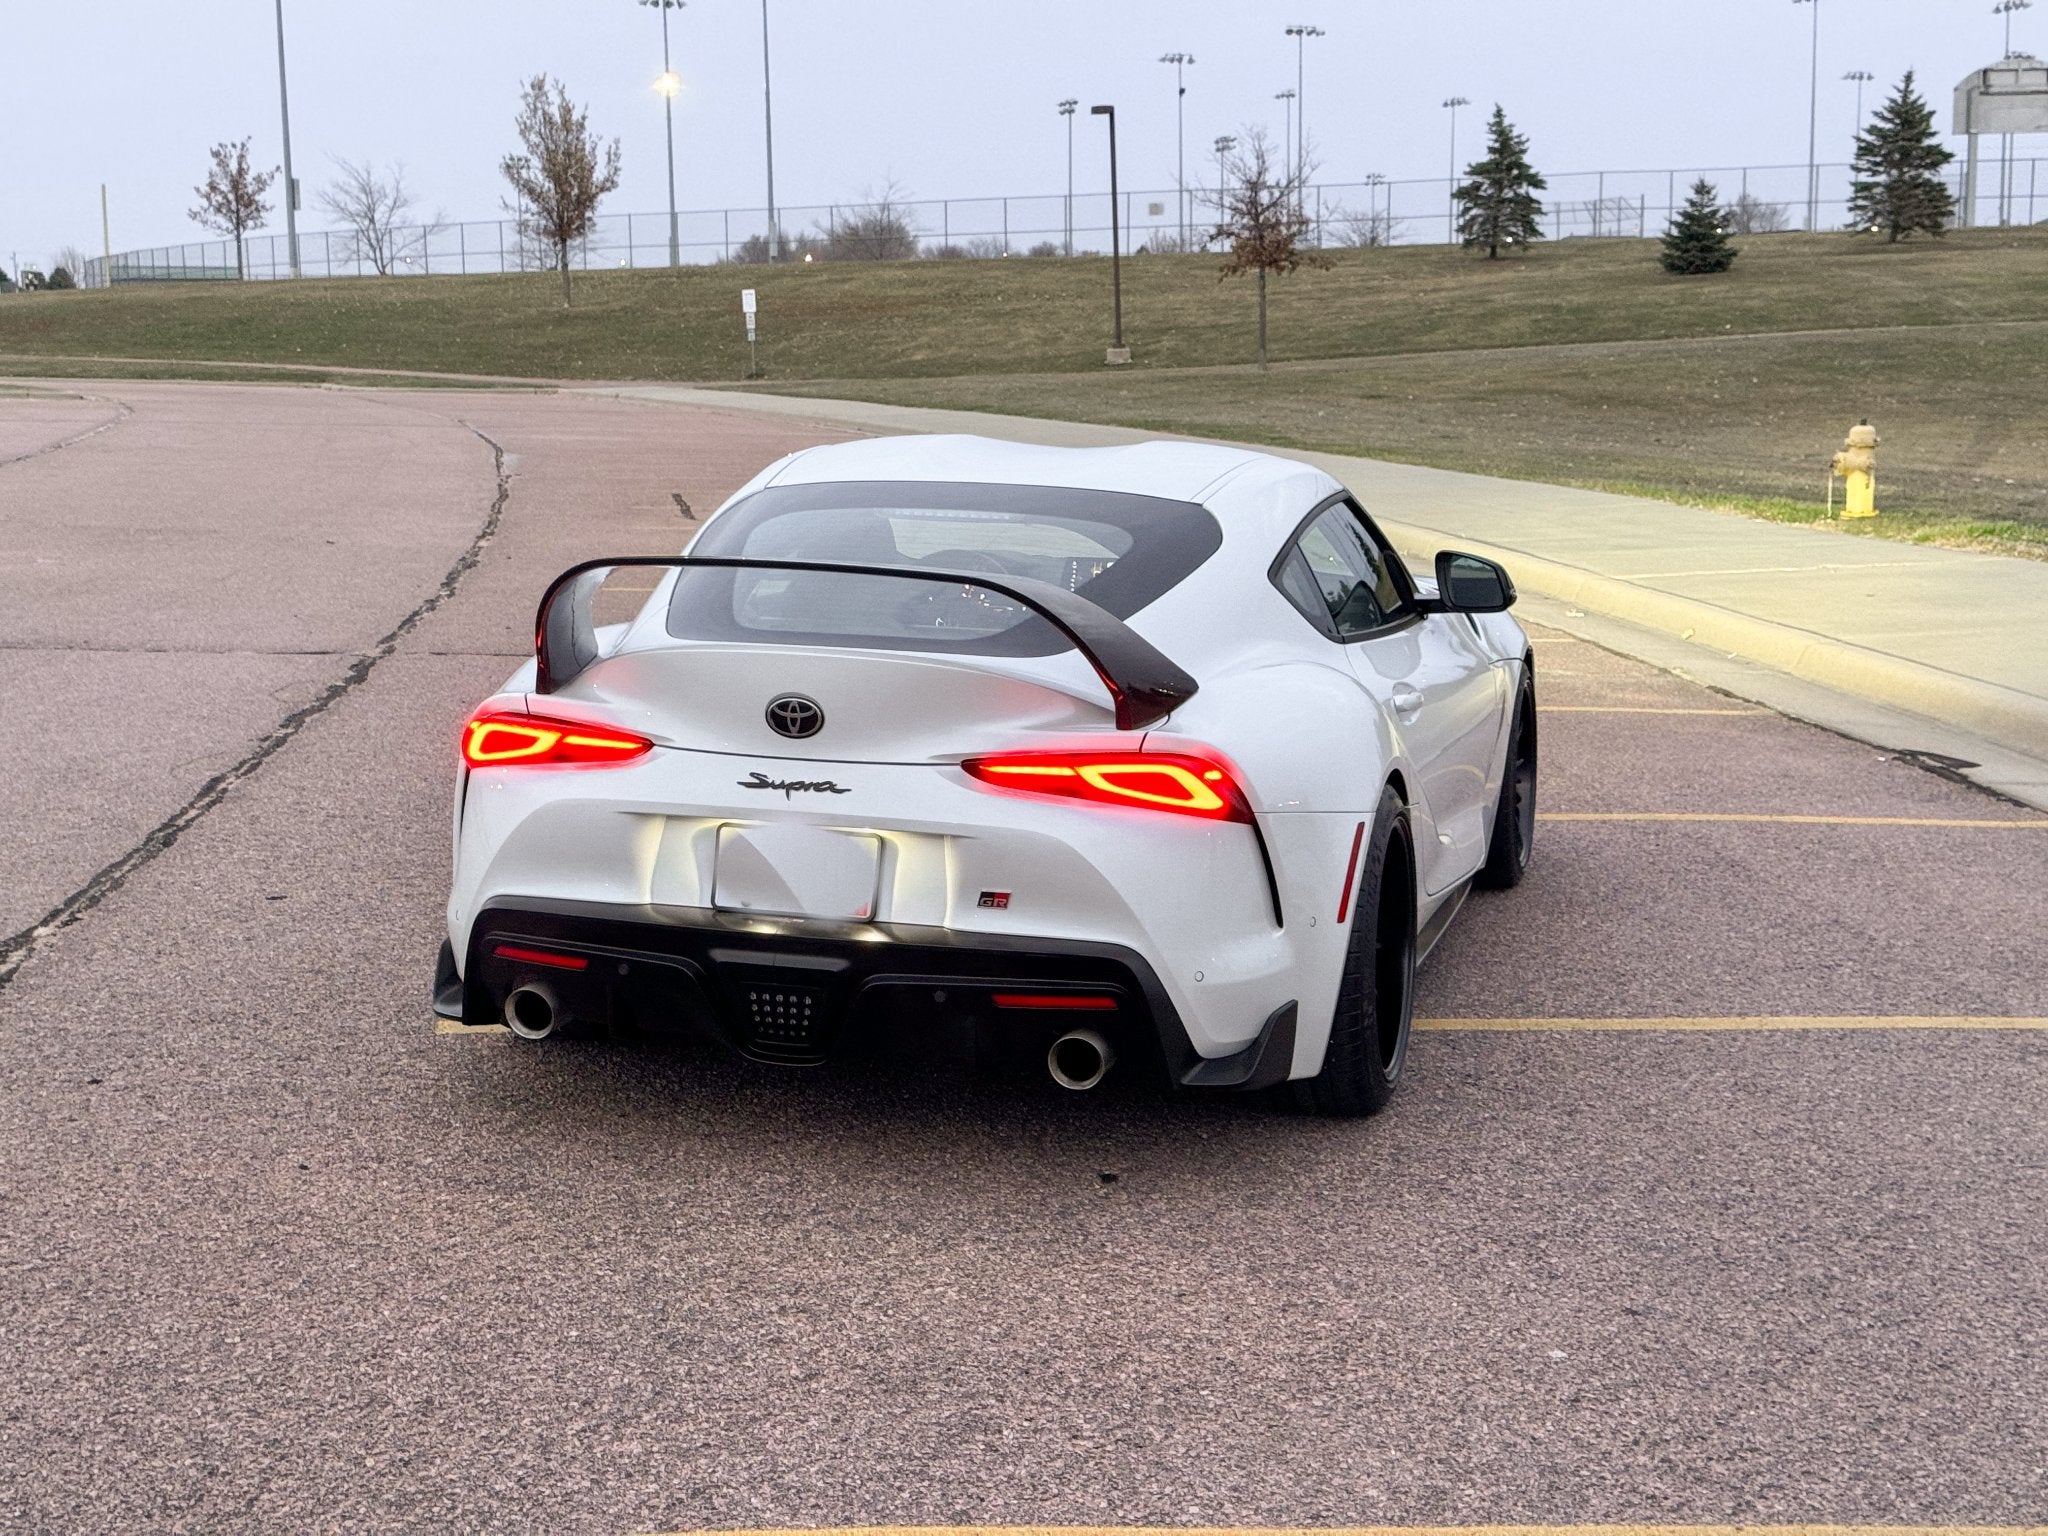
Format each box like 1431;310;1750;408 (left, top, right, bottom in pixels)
533;556;1199;732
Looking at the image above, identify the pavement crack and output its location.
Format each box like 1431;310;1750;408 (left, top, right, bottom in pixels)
0;425;512;992
0;392;134;469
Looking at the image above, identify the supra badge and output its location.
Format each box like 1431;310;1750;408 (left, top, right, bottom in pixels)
739;771;851;798
765;694;824;739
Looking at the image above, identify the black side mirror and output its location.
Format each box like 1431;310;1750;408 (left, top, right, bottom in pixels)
1423;550;1516;614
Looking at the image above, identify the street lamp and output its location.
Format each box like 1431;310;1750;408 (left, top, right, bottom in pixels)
1058;99;1078;257
760;0;778;260
273;0;300;277
1159;52;1195;249
1793;0;1821;231
1442;96;1469;244
1284;24;1324;198
1091;104;1126;362
643;0;685;268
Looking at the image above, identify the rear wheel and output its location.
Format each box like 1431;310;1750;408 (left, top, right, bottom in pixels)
1297;784;1416;1118
1476;660;1537;890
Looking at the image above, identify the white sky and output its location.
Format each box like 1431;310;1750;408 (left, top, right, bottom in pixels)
3;0;2037;270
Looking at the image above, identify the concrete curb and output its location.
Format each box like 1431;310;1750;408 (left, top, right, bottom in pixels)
1373;516;2048;764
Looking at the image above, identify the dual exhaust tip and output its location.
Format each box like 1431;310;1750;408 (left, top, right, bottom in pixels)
504;987;1116;1091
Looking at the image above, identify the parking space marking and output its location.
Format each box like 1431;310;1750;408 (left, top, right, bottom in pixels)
435;1019;509;1037
1417;1015;2048;1033
1540;705;1764;715
1540;812;2048;828
637;1525;2048;1536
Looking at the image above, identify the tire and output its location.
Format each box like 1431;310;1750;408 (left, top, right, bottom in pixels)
1476;658;1537;891
1297;784;1417;1119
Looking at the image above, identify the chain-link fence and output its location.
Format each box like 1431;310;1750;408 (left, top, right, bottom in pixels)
74;156;2035;288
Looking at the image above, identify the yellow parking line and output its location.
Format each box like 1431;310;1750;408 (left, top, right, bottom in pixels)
1540;812;2048;828
1540;705;1763;715
435;1018;509;1037
638;1530;2048;1536
1417;1016;2048;1033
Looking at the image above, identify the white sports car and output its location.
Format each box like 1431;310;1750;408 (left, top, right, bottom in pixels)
434;435;1535;1115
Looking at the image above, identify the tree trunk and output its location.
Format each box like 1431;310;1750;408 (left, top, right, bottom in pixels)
1257;267;1268;373
559;240;573;306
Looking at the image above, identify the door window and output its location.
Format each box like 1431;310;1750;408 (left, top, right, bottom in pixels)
1277;502;1410;638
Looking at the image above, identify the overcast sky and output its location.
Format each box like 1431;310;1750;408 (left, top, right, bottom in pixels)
3;0;2035;271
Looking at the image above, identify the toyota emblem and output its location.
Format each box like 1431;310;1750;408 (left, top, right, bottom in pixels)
765;694;825;739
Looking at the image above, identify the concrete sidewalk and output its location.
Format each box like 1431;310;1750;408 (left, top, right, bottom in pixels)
594;385;2048;809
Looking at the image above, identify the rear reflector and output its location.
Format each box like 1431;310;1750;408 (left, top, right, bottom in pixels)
1334;821;1367;925
961;750;1253;823
492;943;591;971
463;711;653;768
992;993;1118;1011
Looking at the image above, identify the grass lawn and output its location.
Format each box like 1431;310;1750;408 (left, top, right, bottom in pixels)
4;225;2045;550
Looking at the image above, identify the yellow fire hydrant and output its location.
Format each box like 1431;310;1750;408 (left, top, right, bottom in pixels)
1829;420;1880;519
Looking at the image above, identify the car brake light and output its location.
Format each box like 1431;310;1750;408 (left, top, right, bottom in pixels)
960;751;1253;823
462;711;653;768
493;943;590;971
993;993;1118;1010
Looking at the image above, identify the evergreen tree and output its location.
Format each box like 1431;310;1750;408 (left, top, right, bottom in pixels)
1454;106;1547;258
1848;71;1956;242
1660;179;1738;275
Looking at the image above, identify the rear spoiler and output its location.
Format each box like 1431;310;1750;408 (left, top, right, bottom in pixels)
533;556;1199;732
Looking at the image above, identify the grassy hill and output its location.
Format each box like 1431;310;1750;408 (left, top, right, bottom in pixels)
4;226;2045;549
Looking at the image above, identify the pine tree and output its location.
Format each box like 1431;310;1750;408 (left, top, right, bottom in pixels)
1454;106;1547;258
1848;71;1956;242
1660;179;1738;275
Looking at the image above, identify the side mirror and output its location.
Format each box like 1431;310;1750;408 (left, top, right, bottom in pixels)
1423;550;1516;614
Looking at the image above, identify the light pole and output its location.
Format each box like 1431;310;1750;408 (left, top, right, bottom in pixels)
645;0;684;267
1275;89;1296;185
1059;99;1078;256
1442;96;1469;244
760;0;778;260
1364;170;1386;245
1995;1;2033;223
1159;52;1195;249
1213;134;1236;251
1092;104;1125;361
1284;24;1324;200
273;0;299;277
1842;68;1874;134
1794;0;1821;231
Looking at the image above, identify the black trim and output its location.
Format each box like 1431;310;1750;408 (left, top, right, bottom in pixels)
534;556;1198;731
453;896;1285;1091
432;938;464;1019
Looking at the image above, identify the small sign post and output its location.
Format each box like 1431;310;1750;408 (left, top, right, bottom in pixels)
740;287;759;377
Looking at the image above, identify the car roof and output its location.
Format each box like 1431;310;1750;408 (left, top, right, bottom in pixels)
764;433;1309;508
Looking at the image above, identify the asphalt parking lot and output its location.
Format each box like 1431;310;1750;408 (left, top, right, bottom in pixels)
1;381;2043;1535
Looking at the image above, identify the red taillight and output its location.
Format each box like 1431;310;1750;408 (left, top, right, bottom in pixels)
492;943;590;971
960;751;1253;823
992;993;1118;1011
462;711;653;768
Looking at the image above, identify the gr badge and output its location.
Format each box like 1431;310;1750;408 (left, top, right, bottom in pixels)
977;890;1011;910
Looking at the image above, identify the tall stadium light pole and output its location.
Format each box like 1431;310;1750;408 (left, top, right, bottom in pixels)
1442;96;1469;244
1275;89;1296;185
645;0;685;267
1213;134;1237;251
1842;68;1874;132
1285;24;1324;200
1996;1;2033;223
1364;170;1386;244
1059;99;1078;256
1794;0;1820;231
1092;105;1124;356
1998;0;2031;54
760;0;779;259
1159;53;1195;249
273;0;300;277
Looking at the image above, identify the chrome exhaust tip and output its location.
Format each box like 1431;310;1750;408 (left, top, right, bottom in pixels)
1047;1028;1114;1091
504;985;560;1041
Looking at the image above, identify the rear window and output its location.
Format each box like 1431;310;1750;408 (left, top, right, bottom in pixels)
666;479;1222;656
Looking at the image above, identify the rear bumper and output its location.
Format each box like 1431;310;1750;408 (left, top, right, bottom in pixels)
438;896;1294;1092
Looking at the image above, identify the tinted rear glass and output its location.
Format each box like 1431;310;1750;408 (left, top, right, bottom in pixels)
667;479;1222;656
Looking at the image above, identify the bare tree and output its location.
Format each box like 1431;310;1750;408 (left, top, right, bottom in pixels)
1330;204;1394;248
320;158;435;276
818;182;920;261
1204;128;1328;371
1726;192;1791;235
499;76;622;305
190;138;277;279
